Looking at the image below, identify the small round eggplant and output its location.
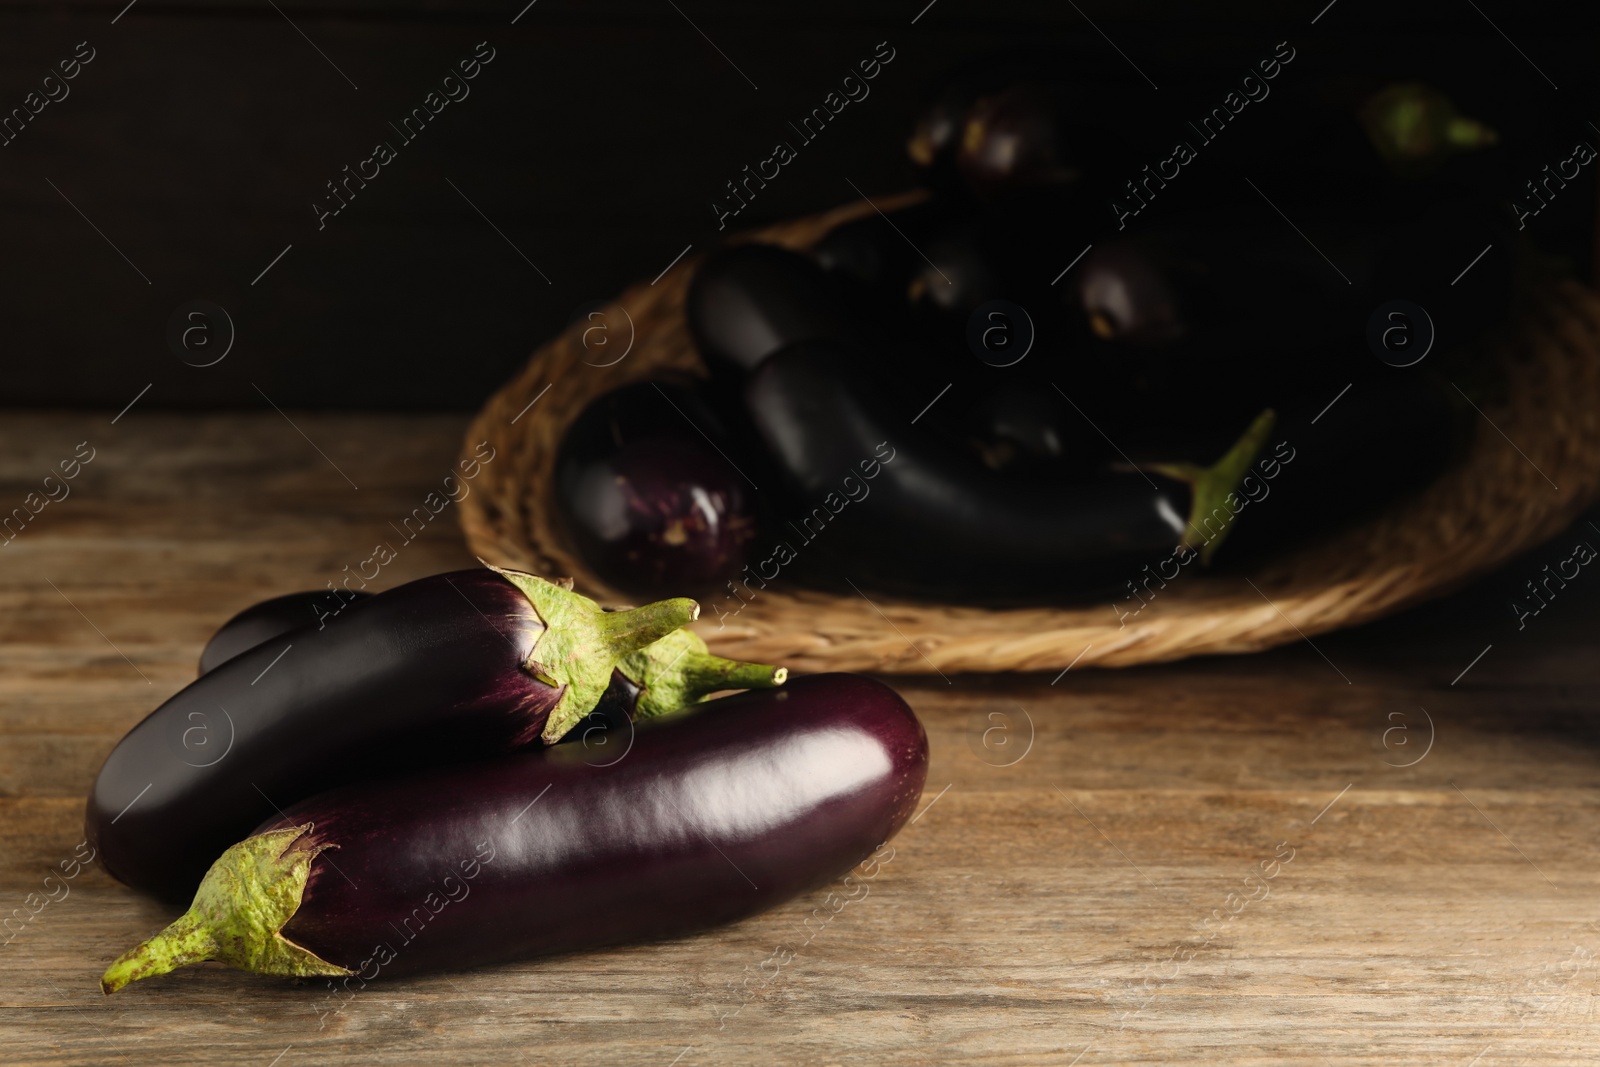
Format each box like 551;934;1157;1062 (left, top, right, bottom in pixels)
743;340;1276;602
907;222;1007;325
1075;242;1188;350
1075;223;1359;358
100;674;927;991
556;382;758;599
956;84;1079;197
85;567;783;902
907;81;975;176
686;243;857;376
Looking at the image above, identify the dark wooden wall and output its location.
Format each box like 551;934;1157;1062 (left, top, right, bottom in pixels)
0;0;1593;410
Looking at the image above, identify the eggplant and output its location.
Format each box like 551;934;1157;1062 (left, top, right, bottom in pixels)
743;340;1276;602
955;83;1080;197
87;566;784;902
1075;193;1514;398
907;79;977;178
906;220;1008;334
812;198;957;304
1074;219;1363;365
686;243;857;376
556;382;758;599
195;589;779;738
197;591;372;675
963;383;1109;475
100;673;927;991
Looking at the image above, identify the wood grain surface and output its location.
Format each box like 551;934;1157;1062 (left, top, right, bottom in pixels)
2;411;1598;1066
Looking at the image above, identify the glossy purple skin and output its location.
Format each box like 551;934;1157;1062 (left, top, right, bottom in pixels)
197;588;642;744
265;673;928;979
562;437;755;600
86;570;557;903
197;591;374;675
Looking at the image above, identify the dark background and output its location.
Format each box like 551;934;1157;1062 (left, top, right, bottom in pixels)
0;0;1594;411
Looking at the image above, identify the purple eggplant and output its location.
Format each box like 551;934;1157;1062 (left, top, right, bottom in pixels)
100;674;927;991
87;567;784;902
686;243;857;376
745;339;1277;603
556;382;759;599
197;591;373;675
194;588;778;740
955;83;1080;197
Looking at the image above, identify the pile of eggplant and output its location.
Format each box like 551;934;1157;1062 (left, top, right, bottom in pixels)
93;567;927;992
556;72;1521;607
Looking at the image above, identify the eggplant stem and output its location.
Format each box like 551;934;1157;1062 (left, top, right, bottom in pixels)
484;564;700;744
617;628;788;720
1146;408;1276;565
101;826;351;994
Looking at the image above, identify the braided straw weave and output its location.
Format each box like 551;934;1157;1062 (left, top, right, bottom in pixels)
459;195;1600;674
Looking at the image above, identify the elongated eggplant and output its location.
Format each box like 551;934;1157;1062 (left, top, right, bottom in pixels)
195;589;782;731
87;566;782;902
744;340;1276;602
197;591;372;675
686;244;857;376
100;673;927;991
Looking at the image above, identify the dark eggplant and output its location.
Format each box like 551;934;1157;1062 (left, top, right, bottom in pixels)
100;673;927;991
955;83;1080;197
1075;194;1514;399
197;591;372;675
743;340;1276;602
907;79;977;178
194;589;779;737
811;197;956;303
1074;218;1363;366
556;382;758;599
962;383;1109;475
686;243;857;376
86;567;783;902
906;220;1008;331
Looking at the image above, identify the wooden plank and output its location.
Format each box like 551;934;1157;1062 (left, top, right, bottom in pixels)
1;412;1598;1064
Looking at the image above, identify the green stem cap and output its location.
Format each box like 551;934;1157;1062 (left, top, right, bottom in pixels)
101;826;347;995
615;628;788;720
1146;408;1276;565
482;563;700;744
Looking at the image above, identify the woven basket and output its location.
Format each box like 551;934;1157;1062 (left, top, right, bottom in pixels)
458;195;1600;674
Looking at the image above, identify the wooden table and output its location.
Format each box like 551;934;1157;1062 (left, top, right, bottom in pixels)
3;412;1597;1066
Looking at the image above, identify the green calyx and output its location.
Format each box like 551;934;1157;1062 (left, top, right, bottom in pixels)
1359;82;1497;174
101;825;348;994
484;564;700;744
615;628;788;720
1146;408;1276;565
